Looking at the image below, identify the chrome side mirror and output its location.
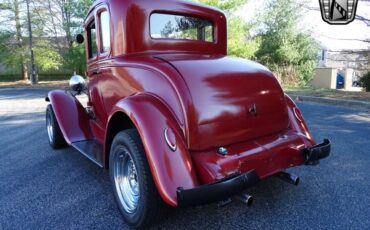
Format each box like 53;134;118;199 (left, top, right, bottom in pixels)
69;74;86;94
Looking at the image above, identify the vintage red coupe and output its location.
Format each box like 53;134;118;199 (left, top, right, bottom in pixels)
45;0;330;228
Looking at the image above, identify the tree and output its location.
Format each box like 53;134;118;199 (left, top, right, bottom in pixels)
161;21;175;38
227;17;260;59
356;0;370;43
0;0;66;81
196;0;245;12
31;0;93;74
56;0;93;74
196;0;260;59
255;0;318;86
0;0;93;81
0;0;29;80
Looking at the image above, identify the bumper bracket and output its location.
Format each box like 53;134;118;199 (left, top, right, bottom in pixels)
302;139;331;165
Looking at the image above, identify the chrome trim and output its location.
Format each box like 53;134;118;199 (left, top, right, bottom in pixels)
293;107;303;122
218;147;228;155
164;128;177;151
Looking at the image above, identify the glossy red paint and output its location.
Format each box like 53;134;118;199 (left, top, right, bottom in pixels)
46;0;327;207
46;90;93;144
192;129;309;184
285;95;315;145
110;94;199;206
87;0;227;57
156;54;290;150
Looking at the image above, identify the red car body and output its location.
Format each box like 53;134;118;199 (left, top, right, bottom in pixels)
46;0;330;211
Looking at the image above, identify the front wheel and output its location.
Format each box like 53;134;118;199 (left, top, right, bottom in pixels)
46;104;68;149
109;129;168;228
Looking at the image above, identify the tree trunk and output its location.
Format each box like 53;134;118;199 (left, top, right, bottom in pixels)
14;0;29;81
60;0;73;47
47;0;63;51
22;63;28;81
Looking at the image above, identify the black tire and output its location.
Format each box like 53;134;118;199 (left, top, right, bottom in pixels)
109;129;168;228
46;104;68;149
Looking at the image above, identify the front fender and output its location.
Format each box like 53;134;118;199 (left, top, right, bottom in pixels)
46;90;93;144
110;94;199;207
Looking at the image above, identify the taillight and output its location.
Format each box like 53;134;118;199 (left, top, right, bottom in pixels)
293;107;304;122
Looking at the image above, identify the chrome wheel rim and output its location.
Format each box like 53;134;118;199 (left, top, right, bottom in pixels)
114;148;140;214
46;110;53;143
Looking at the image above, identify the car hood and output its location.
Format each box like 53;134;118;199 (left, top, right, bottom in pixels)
155;54;289;150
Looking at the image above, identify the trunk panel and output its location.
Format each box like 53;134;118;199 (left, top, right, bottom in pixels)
156;54;289;150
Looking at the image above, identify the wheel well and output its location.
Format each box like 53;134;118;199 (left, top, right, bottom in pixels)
105;112;135;168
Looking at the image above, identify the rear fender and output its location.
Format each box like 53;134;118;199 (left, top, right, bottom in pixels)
109;93;199;207
285;94;315;145
46;90;93;144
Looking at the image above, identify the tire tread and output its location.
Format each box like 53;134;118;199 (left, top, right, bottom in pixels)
46;104;68;149
110;129;168;228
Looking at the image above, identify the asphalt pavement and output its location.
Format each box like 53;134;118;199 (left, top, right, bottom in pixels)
0;87;370;230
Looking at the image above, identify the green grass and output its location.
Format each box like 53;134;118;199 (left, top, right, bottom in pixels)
283;86;336;93
0;74;70;82
284;86;370;102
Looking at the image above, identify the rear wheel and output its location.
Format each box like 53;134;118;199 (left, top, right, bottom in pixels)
109;129;168;228
46;104;68;149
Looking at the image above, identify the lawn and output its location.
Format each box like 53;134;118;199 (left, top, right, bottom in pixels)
285;87;370;102
0;80;68;88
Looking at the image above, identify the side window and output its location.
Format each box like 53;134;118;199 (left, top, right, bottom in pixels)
99;11;111;53
87;20;98;59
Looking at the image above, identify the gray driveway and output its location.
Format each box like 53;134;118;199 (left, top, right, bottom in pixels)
0;87;369;229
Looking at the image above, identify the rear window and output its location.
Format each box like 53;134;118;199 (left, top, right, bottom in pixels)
150;13;214;42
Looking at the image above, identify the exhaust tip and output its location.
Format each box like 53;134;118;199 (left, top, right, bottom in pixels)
235;194;253;207
293;177;300;186
275;171;300;186
246;196;253;207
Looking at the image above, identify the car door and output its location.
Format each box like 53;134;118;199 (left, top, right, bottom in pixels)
85;11;108;141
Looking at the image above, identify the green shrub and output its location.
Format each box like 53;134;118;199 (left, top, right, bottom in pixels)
254;0;318;87
360;72;370;92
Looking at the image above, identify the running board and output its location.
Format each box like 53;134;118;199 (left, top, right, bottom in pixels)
71;140;104;167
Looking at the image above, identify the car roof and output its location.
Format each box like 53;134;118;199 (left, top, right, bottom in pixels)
86;0;227;56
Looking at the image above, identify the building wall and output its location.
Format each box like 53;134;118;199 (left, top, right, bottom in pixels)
311;68;337;89
318;49;370;76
